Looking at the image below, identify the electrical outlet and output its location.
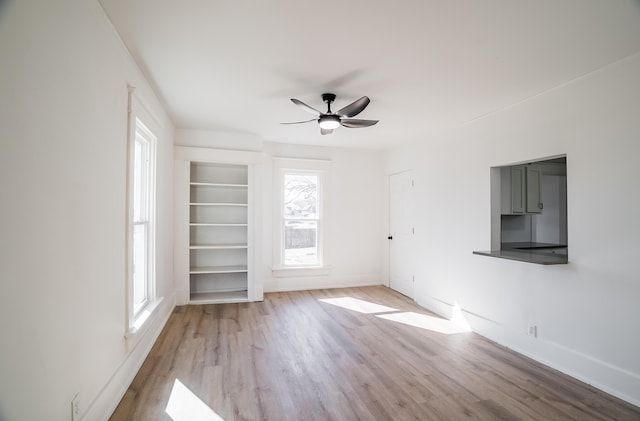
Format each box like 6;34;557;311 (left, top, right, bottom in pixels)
71;393;80;421
528;325;538;338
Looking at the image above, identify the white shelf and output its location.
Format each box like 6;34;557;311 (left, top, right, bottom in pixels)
190;182;248;188
190;202;248;207
187;160;252;304
189;244;248;249
190;265;248;274
190;290;249;303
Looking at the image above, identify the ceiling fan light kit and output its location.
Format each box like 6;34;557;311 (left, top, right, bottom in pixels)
282;93;379;135
318;115;341;130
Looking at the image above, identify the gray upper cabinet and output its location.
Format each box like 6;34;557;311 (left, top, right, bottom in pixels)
501;165;542;214
526;167;542;213
511;166;526;213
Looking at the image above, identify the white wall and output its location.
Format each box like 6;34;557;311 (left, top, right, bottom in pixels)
0;1;175;420
175;130;386;293
384;53;640;405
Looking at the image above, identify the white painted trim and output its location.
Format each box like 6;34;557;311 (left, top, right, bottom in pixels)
174;146;264;164
272;266;331;277
273;157;332;171
125;297;164;351
272;158;332;272
273;156;331;163
416;294;456;319
417;296;640;407
264;275;383;293
82;294;175;421
128;86;164;130
126;89;159;339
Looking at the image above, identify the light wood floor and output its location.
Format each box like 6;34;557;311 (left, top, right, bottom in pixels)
110;286;640;420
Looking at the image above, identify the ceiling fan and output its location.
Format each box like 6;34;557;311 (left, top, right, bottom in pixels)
282;93;379;135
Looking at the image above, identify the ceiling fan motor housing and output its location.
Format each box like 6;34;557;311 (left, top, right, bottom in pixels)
321;93;336;104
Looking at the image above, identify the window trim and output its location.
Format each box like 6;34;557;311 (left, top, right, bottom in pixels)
272;158;332;277
131;119;155;317
281;169;323;268
126;87;161;344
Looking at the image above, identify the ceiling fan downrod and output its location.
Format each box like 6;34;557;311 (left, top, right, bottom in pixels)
321;93;336;113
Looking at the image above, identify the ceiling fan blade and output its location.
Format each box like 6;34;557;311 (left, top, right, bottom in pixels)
280;119;316;125
341;119;379;128
291;98;322;116
336;96;370;117
320;128;334;135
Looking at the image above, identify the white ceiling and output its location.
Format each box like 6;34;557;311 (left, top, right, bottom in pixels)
99;0;640;149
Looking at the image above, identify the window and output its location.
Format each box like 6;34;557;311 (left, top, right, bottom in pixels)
131;118;156;317
273;158;331;274
283;172;321;266
126;92;159;335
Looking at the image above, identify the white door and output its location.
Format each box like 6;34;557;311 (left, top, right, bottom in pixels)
389;171;414;299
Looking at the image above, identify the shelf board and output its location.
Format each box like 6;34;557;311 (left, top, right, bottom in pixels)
190;265;248;274
190;290;249;303
190;182;248;188
189;244;248;249
189;202;248;207
189;223;248;227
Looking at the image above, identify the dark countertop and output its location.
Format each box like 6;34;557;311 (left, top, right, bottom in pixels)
501;242;568;250
473;248;568;265
473;242;568;265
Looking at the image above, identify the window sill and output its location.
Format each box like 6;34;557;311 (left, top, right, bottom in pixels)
272;266;331;278
125;297;164;350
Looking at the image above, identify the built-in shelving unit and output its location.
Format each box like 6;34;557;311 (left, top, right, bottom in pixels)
189;162;250;303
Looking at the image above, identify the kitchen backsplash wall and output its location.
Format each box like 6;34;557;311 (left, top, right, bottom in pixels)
501;214;532;243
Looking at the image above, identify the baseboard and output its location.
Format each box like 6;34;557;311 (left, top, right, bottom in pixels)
416;294;455;319
81;293;175;421
264;274;383;293
418;295;640;408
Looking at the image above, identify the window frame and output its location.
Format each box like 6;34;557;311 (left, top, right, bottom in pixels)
272;158;331;276
281;169;323;268
131;118;156;317
126;87;160;338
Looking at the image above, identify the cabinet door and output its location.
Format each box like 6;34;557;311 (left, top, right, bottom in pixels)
526;167;542;213
510;167;525;213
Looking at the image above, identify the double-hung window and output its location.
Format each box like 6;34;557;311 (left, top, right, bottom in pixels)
273;158;331;275
126;88;159;337
283;171;321;266
131;118;155;318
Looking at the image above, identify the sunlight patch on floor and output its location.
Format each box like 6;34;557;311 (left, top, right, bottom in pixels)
318;295;472;335
319;297;399;314
450;302;472;331
376;311;471;334
166;379;225;421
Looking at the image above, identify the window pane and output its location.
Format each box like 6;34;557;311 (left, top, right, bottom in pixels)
284;174;317;219
284;220;318;266
133;135;150;222
133;223;148;313
133;140;143;221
